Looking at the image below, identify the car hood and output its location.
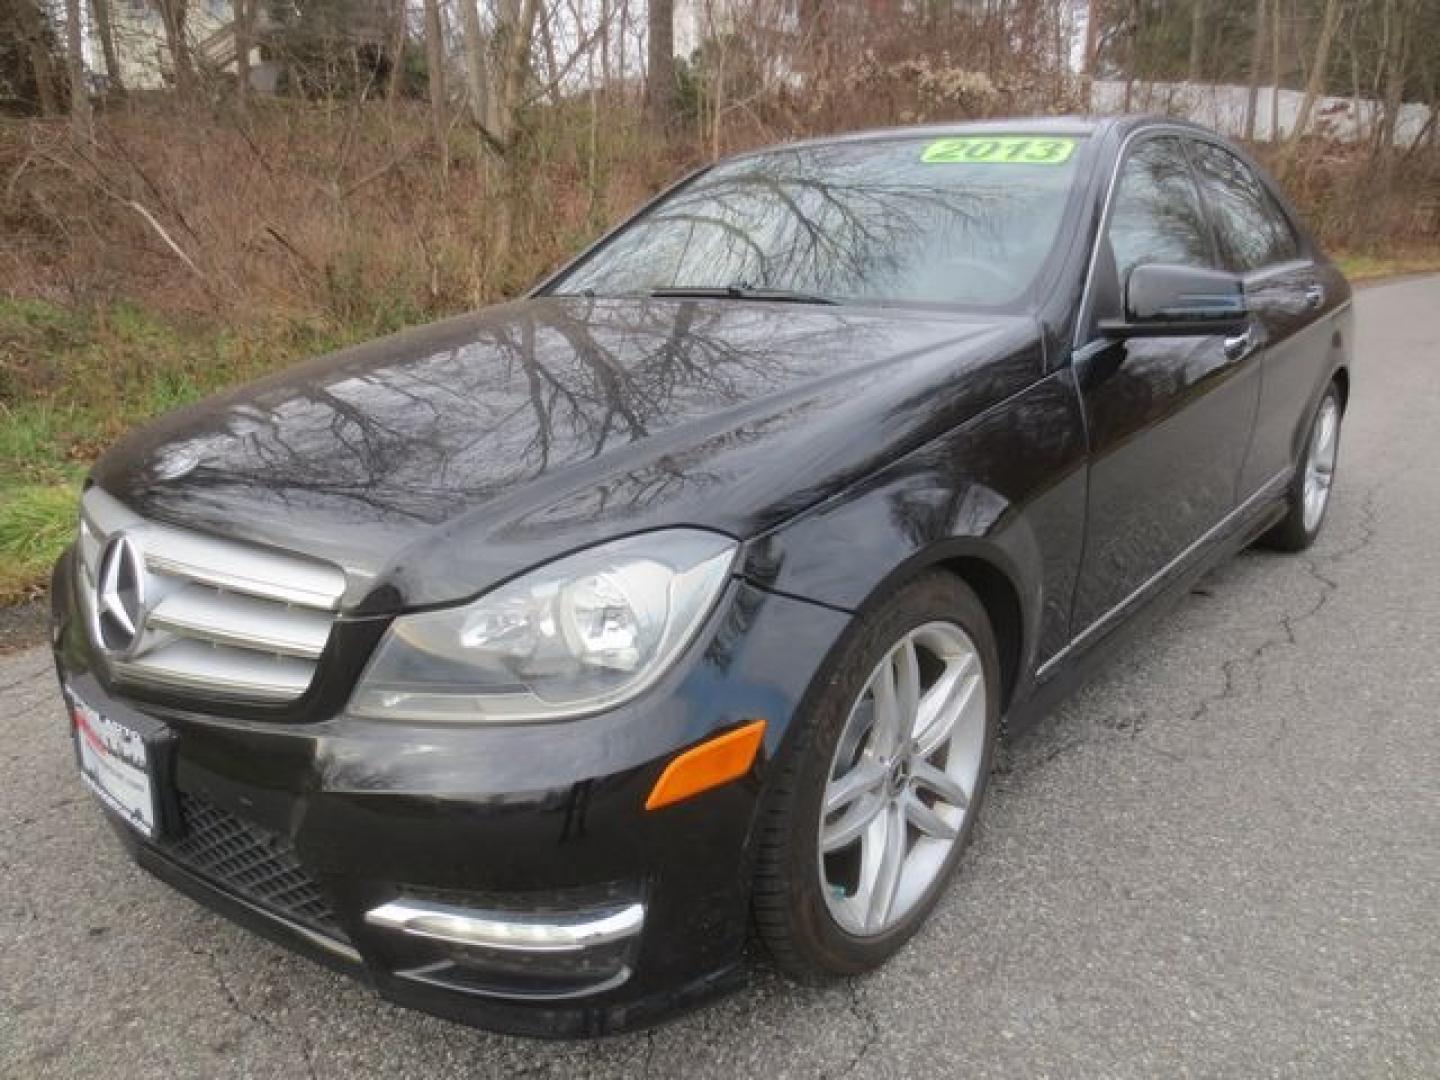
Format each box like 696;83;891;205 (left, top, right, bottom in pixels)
91;296;1041;613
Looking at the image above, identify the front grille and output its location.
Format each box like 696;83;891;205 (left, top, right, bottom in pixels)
77;487;346;703
161;793;348;943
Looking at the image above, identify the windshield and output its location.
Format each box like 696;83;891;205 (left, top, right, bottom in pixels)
550;134;1085;308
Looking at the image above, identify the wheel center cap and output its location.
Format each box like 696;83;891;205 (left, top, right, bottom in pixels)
887;756;911;796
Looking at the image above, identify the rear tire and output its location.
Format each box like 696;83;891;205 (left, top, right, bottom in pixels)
751;573;999;980
1260;382;1343;553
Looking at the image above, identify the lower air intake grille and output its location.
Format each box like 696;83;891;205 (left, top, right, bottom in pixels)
162;793;348;944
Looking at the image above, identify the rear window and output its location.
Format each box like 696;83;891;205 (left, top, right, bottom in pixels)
550;135;1087;308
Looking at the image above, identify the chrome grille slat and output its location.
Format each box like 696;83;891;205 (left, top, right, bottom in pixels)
79;487;343;704
148;586;332;660
109;640;315;701
78;518;101;578
144;530;345;610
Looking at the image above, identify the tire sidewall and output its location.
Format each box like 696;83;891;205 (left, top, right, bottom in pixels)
1261;381;1344;553
1303;386;1343;539
1292;384;1344;546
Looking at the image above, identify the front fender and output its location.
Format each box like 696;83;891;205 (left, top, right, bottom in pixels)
741;368;1088;701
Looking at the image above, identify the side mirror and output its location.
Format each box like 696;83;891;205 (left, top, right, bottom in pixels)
1099;264;1249;338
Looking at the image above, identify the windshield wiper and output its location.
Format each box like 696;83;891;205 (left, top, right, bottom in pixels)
649;284;838;305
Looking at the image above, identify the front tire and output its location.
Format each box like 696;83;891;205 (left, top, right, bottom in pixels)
752;573;999;980
1260;382;1343;552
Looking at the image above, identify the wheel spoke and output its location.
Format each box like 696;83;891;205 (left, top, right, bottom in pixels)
1318;408;1338;458
833;696;873;775
864;802;908;931
871;663;903;757
823;760;885;815
1313;404;1339;470
904;791;959;840
894;638;921;736
1303;401;1340;530
914;653;977;757
912;759;968;811
821;792;886;853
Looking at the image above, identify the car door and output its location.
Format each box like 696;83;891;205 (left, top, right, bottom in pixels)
1068;133;1263;635
1185;137;1340;498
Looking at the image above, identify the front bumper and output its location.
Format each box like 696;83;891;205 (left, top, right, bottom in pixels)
50;551;851;1036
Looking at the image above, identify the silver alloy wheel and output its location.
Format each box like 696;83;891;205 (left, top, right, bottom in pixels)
1303;395;1340;532
817;621;987;937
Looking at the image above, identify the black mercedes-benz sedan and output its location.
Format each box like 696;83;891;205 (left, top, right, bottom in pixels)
50;116;1352;1036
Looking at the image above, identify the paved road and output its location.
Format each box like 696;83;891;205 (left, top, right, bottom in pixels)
4;277;1438;1079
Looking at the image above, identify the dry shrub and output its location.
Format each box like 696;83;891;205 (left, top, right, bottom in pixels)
1257;140;1440;252
781;3;1077;134
1;97;682;331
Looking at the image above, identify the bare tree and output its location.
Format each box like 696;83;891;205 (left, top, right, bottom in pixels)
796;0;834;94
1244;0;1266;139
90;0;125;97
617;0;631;101
646;0;675;129
234;0;252;112
496;0;542;141
1372;0;1416;164
63;0;91;136
1083;0;1102;78
386;0;408;101
155;0;196;96
1285;0;1344;160
461;0;541;152
1187;0;1205;81
597;0;611;87
1121;0;1140;111
460;0;489;132
10;0;62;116
1269;0;1281;139
423;0;447;159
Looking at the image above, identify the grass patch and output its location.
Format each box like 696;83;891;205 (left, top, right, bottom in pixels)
1333;252;1440;282
0;482;82;603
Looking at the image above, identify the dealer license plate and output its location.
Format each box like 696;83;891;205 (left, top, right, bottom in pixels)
68;688;158;838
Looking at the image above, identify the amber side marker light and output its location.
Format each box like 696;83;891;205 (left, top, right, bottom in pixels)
645;719;768;811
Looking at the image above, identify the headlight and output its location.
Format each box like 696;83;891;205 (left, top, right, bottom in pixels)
349;530;736;723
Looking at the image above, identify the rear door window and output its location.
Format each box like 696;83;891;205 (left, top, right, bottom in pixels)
1188;141;1301;273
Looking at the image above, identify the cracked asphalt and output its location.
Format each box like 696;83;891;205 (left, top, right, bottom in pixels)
3;276;1438;1078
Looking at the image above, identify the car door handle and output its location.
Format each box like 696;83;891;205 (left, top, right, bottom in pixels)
1224;325;1257;360
1303;283;1325;310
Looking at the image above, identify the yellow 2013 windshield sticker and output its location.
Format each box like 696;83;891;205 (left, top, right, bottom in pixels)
922;136;1077;165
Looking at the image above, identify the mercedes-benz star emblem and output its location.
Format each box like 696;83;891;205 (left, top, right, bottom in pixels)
94;534;147;655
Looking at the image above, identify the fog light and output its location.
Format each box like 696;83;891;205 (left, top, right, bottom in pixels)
366;897;644;1001
366;898;643;952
